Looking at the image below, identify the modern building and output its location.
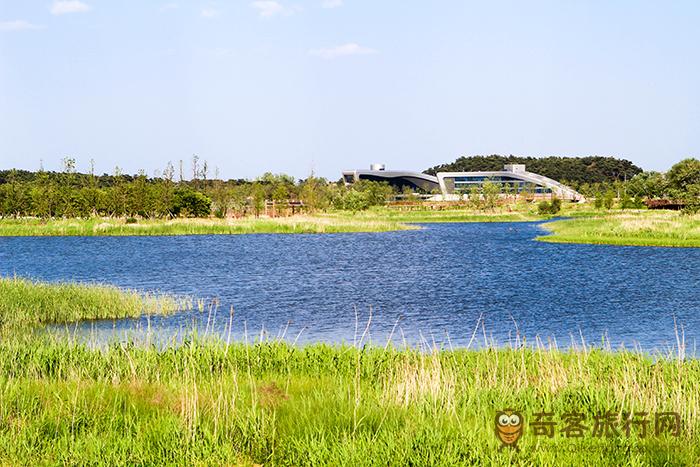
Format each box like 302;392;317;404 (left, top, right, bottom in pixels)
342;163;584;201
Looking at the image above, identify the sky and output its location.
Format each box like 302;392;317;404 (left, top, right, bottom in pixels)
0;1;699;180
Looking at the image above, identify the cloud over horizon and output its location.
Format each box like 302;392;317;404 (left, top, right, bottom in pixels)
50;1;92;15
309;43;378;59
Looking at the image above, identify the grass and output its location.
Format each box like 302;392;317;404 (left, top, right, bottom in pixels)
538;210;700;248
0;215;418;236
337;203;548;223
0;276;699;464
0;276;187;330
0;203;562;237
0;335;698;465
6;205;700;250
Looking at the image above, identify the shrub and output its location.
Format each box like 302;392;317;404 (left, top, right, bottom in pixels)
125;217;138;224
172;189;212;217
603;190;615;209
620;193;634;210
550;197;562;213
538;197;561;215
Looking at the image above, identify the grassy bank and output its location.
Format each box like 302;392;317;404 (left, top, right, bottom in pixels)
342;203;549;223
0;216;420;236
0;277;698;464
0;203;597;237
0;336;697;465
538;210;700;248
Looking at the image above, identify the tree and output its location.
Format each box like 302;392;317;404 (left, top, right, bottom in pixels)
628;172;667;199
251;183;266;217
172;189;211;217
342;190;370;213
603;190;615;209
667;158;700;193
271;183;289;217
300;176;330;212
467;185;482;209
481;180;500;211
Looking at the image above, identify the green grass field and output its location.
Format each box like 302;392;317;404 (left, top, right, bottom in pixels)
0;276;698;465
539;210;700;248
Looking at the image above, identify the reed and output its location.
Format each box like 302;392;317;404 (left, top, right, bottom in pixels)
0;332;696;465
539;210;700;247
0;276;187;330
0;216;416;236
0;276;698;464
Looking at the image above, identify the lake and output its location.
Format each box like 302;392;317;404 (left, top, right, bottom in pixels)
1;222;699;353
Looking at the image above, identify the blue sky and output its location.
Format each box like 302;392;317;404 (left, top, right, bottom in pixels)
1;1;698;179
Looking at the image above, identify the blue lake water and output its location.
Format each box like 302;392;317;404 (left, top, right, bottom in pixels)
1;222;699;353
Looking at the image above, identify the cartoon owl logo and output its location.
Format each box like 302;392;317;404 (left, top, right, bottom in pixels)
495;409;523;450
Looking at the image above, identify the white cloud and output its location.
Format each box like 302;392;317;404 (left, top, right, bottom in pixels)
200;8;220;18
50;1;91;15
309;43;378;60
321;0;343;8
251;1;287;18
0;20;43;31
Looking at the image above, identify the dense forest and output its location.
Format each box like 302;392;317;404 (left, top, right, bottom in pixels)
425;155;643;184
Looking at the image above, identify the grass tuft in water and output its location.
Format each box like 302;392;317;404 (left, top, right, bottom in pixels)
0;276;187;330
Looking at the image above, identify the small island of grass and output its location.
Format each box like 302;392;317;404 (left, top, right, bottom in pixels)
538;210;700;248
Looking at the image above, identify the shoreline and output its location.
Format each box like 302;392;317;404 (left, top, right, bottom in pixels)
1;209;699;249
0;273;697;464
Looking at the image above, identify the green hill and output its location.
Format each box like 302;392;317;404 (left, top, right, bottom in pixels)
425;155;643;184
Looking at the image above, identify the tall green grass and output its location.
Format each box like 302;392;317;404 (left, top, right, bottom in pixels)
0;204;568;237
1;274;698;464
0;276;187;330
0;216;416;236
331;205;547;223
0;335;697;465
539;210;700;247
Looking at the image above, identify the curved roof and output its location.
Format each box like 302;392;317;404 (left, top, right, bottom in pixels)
342;166;584;200
436;170;584;200
343;170;440;192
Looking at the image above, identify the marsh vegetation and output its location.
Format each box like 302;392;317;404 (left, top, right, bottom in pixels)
540;211;700;247
0;277;698;464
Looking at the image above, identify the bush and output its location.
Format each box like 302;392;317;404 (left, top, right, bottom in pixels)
537;197;561;215
125;217;137;224
550;197;561;213
342;190;370;213
603;190;615;209
172;189;212;217
620;193;634;210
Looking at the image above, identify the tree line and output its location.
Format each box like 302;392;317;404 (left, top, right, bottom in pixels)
590;158;700;212
425;155;643;184
1;156;699;218
0;158;394;219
